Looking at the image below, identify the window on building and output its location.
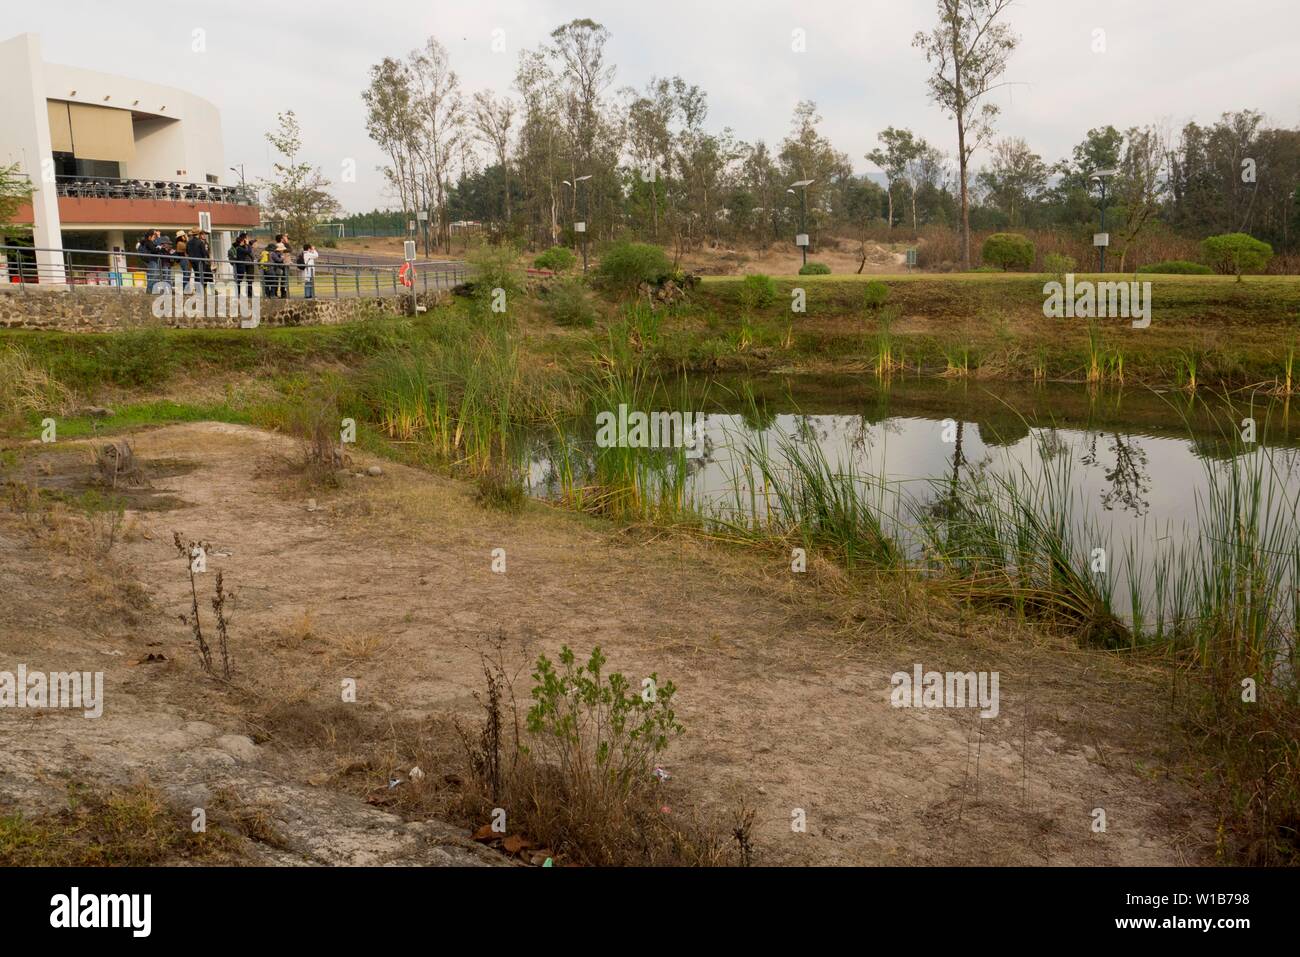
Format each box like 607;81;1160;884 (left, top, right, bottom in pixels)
52;152;122;179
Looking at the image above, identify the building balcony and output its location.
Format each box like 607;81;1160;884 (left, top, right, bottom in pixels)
15;175;262;230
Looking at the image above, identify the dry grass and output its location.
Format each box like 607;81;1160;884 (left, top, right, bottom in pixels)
0;344;77;424
0;781;243;866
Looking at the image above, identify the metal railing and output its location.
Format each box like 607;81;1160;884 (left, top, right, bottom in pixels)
54;175;257;206
0;244;469;301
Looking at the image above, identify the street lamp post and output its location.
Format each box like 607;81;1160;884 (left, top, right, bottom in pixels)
564;175;593;274
788;179;814;269
1090;169;1116;273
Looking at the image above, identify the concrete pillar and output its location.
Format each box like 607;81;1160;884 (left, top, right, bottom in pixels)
0;35;64;283
215;230;233;280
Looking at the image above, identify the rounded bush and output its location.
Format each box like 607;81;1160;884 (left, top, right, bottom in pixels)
1136;260;1214;275
1200;233;1273;276
594;241;673;296
798;261;831;275
981;232;1035;271
534;246;577;273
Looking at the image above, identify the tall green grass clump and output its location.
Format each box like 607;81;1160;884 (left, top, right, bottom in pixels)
722;428;902;570
912;447;1125;645
582;326;696;521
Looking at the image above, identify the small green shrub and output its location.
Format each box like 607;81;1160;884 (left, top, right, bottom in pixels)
1200;233;1273;277
982;232;1035;271
594;241;673;297
1043;252;1076;279
738;273;778;310
466;243;524;305
527;645;682;798
545;277;599;327
1136;260;1213;275
534;246;577;273
798;261;831;276
862;280;890;310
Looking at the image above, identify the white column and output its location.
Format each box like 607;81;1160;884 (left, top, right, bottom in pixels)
215;230;233;280
0;35;64;283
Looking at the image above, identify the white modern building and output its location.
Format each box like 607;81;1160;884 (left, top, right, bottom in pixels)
0;32;259;282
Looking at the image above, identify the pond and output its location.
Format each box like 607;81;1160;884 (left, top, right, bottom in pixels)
522;374;1300;645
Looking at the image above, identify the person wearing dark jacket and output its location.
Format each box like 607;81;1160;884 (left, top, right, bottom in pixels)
137;230;162;291
188;231;212;288
230;233;253;298
270;242;289;298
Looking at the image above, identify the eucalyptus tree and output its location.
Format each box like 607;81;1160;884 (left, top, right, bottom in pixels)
913;0;1019;267
471;91;516;225
867;127;923;229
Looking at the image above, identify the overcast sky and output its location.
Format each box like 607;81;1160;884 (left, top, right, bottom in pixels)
9;1;1299;212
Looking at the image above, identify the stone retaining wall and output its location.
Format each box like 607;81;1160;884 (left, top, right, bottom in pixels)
0;286;446;332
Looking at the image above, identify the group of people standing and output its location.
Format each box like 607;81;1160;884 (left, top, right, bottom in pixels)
121;230;319;298
125;229;214;293
228;233;319;299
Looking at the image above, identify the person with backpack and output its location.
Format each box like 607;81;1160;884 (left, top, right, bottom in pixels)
299;243;319;299
258;241;273;297
173;231;192;293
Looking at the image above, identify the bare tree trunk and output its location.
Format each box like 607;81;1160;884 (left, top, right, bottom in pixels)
958;119;971;269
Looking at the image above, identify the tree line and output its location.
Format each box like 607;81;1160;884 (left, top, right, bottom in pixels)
354;4;1299;268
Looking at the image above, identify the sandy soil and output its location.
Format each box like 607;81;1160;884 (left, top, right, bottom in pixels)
334;234;909;277
0;422;1207;865
679;237;908;277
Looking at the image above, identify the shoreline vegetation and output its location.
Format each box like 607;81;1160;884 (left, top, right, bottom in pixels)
2;264;1298;864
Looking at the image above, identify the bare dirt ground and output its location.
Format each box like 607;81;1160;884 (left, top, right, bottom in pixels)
679;237;908;277
0;422;1208;865
334;235;908;277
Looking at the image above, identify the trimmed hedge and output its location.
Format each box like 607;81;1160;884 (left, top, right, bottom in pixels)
1137;260;1214;275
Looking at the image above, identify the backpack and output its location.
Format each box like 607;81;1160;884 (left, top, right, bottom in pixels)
229;244;240;262
295;251;306;270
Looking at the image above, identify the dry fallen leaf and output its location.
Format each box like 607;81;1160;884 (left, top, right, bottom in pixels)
502;834;534;855
471;824;498;843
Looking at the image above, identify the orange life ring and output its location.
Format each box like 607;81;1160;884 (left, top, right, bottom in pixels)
399;262;414;287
